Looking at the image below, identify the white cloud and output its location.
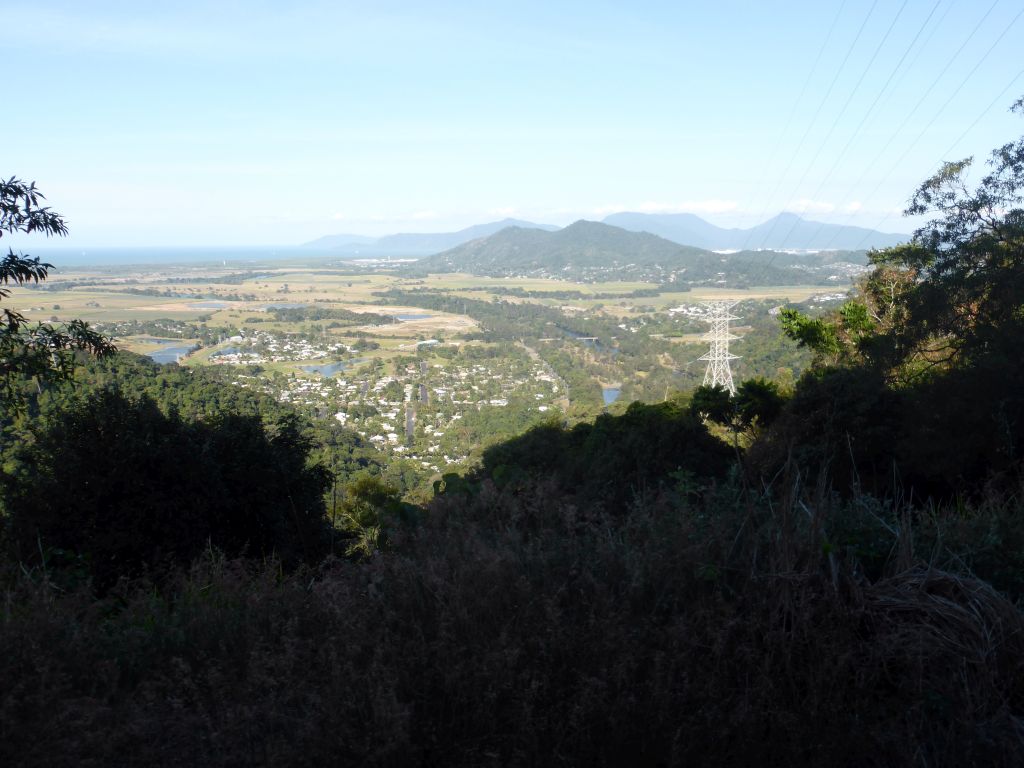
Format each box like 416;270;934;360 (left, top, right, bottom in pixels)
844;201;863;213
331;211;387;222
589;203;629;217
488;206;519;218
788;198;836;214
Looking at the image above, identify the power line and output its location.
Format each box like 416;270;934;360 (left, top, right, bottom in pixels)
852;65;1024;249
893;0;956;81
938;68;1024;161
744;0;909;284
725;1;885;289
739;0;880;254
846;5;1024;249
780;0;941;252
768;0;910;252
713;2;1015;290
815;0;1003;249
729;0;849;246
731;0;951;281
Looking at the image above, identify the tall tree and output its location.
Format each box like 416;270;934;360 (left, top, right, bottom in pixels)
765;98;1024;495
780;98;1024;381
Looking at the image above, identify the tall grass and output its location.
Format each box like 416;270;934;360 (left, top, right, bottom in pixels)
3;476;1024;766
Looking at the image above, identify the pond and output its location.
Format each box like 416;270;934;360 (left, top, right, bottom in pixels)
394;313;433;322
260;302;307;310
189;301;232;309
602;387;621;406
144;340;198;364
299;358;369;377
561;327;619;358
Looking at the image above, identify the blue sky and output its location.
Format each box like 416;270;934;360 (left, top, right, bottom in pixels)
3;0;1023;246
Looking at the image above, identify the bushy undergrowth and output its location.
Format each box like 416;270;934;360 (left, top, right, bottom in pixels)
1;388;332;588
4;476;1024;767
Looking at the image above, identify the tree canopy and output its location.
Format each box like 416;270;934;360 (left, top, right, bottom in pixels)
764;98;1024;496
781;98;1024;382
2;388;333;587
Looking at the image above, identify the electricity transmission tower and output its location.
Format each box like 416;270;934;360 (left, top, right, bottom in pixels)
699;301;740;394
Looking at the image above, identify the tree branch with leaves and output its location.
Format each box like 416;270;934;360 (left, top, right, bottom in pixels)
0;177;114;407
781;97;1024;382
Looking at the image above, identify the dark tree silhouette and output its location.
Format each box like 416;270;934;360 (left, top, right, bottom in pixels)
3;389;332;587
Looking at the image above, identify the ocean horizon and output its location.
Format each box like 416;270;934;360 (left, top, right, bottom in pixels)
19;246;407;269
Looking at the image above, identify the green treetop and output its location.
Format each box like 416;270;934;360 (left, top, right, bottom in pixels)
781;97;1024;382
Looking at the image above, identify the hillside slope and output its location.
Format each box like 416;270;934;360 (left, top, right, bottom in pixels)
413;220;718;280
410;220;866;285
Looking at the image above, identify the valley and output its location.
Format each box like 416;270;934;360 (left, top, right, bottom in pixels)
7;2;1024;762
9;256;835;487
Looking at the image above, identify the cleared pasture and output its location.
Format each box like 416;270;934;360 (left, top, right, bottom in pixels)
11;264;840;357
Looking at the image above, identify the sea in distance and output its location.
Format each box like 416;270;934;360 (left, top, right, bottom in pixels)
30;246;403;269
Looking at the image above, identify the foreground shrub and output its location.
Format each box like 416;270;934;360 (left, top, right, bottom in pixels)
1;389;331;587
477;399;734;510
3;479;1024;767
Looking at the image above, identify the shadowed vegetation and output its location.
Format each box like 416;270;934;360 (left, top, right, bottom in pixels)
5;113;1024;765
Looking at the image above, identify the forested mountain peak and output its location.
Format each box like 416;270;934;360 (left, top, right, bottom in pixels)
405;218;859;284
412;219;710;277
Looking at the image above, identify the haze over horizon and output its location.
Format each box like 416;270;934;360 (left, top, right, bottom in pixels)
4;1;1022;249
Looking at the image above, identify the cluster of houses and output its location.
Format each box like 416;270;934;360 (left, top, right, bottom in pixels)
208;330;348;364
230;349;561;475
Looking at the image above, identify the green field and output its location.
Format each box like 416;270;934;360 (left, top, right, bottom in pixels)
6;263;840;387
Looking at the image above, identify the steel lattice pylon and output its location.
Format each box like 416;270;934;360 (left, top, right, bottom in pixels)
699;301;740;394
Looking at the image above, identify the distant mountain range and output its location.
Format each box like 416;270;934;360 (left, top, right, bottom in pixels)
304;212;907;256
407;220;873;286
302;218;558;256
603;211;907;251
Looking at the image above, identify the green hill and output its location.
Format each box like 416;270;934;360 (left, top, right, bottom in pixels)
408;220;866;285
413;220;714;280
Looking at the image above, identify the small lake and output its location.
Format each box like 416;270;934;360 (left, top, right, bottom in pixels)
300;358;369;377
394;313;433;321
602;387;621;406
145;340;198;364
260;302;307;310
189;301;232;309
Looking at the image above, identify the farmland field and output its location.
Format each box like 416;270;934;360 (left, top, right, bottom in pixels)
7;257;835;483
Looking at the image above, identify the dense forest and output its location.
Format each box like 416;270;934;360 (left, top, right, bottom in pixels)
2;111;1024;765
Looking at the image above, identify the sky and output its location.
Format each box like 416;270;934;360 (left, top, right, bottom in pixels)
3;0;1023;247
